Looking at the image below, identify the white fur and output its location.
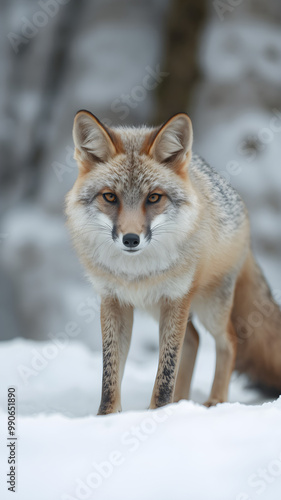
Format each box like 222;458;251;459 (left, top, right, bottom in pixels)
152;115;193;162
67;200;201;310
90;263;196;309
89;205;196;277
83;127;109;159
73;113;114;161
158;129;183;160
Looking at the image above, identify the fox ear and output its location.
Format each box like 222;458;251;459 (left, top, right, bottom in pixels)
149;113;193;166
73;110;117;163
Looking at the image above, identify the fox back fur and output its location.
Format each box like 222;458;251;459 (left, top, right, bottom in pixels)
66;110;281;414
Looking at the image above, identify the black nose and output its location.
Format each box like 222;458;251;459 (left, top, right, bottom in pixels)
123;233;140;248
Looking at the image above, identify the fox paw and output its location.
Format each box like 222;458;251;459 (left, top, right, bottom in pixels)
203;398;224;408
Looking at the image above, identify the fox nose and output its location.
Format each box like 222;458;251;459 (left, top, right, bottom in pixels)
123;233;140;248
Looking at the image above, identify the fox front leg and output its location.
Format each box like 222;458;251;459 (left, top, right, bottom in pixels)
150;295;191;409
98;297;133;415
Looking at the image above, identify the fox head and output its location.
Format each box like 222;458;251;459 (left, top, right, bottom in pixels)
65;111;200;278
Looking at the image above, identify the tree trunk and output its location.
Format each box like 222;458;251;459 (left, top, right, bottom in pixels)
153;0;207;124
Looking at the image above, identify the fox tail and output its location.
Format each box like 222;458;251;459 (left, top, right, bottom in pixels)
232;251;281;391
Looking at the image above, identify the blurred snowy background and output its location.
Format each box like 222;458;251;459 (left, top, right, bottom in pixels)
1;2;281;499
0;0;281;375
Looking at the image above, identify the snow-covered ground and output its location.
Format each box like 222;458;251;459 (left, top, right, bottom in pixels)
1;317;280;500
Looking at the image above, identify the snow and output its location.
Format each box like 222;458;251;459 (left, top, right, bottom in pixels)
1;323;280;500
1;399;281;500
200;21;281;86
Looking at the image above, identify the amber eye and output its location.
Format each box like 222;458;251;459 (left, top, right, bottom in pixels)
103;193;117;203
147;193;162;204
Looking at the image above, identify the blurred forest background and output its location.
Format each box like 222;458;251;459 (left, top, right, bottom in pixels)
0;0;281;353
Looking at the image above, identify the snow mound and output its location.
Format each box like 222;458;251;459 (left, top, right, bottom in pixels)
1;400;281;500
1;338;281;499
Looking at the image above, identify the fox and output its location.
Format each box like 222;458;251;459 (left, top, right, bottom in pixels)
65;110;281;414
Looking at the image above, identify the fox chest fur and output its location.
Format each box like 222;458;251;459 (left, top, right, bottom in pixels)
87;257;198;310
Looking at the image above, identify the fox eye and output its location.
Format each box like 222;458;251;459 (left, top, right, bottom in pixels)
103;193;117;203
147;193;162;204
